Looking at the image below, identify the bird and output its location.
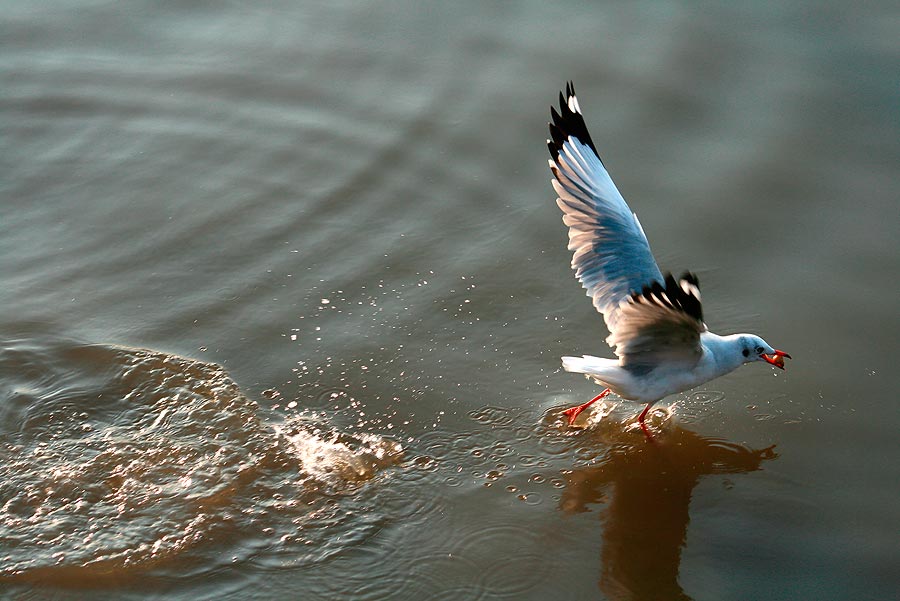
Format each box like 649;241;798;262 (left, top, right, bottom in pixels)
547;82;790;432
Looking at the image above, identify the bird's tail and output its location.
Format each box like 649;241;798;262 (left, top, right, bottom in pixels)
561;355;611;374
561;355;626;387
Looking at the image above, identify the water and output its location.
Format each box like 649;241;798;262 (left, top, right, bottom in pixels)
2;1;898;599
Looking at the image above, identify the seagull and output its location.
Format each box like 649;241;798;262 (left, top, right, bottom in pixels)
548;82;790;431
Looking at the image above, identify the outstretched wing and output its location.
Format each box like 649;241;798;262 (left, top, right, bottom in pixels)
608;272;706;366
548;83;706;363
548;82;663;332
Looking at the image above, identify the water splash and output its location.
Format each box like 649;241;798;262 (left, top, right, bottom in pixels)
0;340;403;583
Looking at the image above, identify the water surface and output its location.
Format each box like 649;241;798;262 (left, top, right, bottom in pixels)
2;1;898;599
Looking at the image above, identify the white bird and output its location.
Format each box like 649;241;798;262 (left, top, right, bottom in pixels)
548;82;790;431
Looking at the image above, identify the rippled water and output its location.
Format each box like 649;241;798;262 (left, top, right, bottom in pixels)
2;1;898;599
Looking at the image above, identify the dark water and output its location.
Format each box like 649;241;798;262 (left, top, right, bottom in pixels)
2;1;898;599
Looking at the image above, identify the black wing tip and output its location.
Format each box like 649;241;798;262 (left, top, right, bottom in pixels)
547;81;601;163
632;272;704;323
679;272;700;287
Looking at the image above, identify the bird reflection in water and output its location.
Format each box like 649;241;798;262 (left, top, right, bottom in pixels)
559;416;777;601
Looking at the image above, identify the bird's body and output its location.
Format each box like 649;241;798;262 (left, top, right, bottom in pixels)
562;332;759;402
547;83;790;428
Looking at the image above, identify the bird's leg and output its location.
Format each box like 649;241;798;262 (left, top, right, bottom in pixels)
637;401;656;439
637;402;653;423
563;388;611;426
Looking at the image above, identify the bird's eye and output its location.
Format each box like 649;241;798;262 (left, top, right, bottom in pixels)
756;346;763;354
742;349;749;358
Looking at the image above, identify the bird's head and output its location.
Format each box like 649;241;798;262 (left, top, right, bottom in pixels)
739;335;791;370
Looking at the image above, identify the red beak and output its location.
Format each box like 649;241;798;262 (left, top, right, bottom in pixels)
761;349;791;369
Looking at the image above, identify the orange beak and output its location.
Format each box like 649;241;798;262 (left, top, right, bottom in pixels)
761;349;791;370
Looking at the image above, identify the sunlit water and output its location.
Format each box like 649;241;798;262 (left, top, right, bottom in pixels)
2;1;898;599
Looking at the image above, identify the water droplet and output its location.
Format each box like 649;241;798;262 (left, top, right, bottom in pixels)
517;492;542;505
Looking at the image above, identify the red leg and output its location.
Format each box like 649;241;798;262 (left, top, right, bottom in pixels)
637;402;653;423
637;402;657;440
563;388;611;426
